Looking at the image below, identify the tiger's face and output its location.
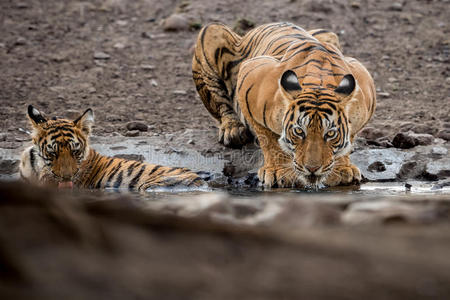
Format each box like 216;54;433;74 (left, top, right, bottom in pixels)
277;70;355;187
27;105;94;188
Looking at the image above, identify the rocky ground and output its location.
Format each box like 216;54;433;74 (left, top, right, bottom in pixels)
0;0;449;183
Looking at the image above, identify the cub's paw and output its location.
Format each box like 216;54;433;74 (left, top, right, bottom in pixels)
258;166;299;188
219;117;251;148
325;163;361;187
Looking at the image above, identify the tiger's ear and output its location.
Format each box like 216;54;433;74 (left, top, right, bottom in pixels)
334;74;356;96
279;70;302;100
27;105;47;128
74;108;94;135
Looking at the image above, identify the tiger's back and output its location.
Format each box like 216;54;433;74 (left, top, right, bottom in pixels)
192;22;345;147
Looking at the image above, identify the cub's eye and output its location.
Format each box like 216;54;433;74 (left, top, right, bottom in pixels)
325;129;338;140
293;127;305;138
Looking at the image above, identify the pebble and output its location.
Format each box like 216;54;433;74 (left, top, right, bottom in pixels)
162;14;190;31
124;130;140;137
126;121;148;132
173;90;187;95
431;146;448;156
437;130;450;141
93;51;110;60
15;37;27;46
377;92;390;98
187;139;195;145
113;154;144;162
113;42;126;49
116;20;128;26
388;2;403;11
368;161;386;172
392;132;416;149
140;64;155;71
150;79;158;87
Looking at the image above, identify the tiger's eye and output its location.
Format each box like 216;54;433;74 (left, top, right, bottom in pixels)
326;130;337;139
293;127;305;138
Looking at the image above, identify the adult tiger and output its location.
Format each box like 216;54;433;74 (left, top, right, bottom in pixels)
20;105;204;190
192;22;375;188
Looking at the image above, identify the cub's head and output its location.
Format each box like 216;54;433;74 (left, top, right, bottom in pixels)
277;70;357;187
27;105;94;187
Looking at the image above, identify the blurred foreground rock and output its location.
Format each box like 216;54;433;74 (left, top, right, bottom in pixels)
0;181;450;299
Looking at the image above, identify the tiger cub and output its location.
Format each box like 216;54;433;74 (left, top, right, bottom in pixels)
193;22;376;188
20;105;204;190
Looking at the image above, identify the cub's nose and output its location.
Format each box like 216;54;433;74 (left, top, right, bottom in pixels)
305;165;320;174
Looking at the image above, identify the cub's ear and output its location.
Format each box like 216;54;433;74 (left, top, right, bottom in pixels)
279;70;302;100
27;105;47;128
334;74;355;96
74;108;94;135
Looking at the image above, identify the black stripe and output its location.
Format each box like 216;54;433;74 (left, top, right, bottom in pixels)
262;102;268;127
104;162;123;188
113;170;124;189
129;165;146;190
127;161;140;177
311;29;330;36
245;84;254;120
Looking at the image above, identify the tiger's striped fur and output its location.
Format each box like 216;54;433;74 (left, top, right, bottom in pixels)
193;22;376;188
20;105;204;191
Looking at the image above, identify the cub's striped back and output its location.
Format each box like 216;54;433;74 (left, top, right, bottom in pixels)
20;105;204;191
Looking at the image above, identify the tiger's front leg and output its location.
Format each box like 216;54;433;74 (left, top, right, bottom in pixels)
324;155;361;187
254;128;302;188
192;23;251;148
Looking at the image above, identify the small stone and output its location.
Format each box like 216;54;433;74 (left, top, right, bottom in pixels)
113;42;126;49
124;130;140;137
392;132;416;149
93;51;110;60
432;146;448;156
368;161;386;172
140;64;155;71
411;124;438;135
15;2;29;9
425;158;450;180
350;1;360;8
150;79;158;87
126;121;148;132
388;2;403;11
437;130;450;141
173;90;187;95
377;92;390;98
0;133;7;142
187;139;195;145
116;20;128;26
162;14;189;31
113;154;144;162
15;37;27;46
359;127;386;141
88;86;96;93
409;132;434;146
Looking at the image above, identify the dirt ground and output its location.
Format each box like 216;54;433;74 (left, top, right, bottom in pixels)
0;0;449;149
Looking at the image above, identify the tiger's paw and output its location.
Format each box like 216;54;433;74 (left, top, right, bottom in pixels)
219;117;251;148
258;166;299;188
325;163;361;187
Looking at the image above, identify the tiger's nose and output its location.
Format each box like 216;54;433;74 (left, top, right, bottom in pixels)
305;165;320;174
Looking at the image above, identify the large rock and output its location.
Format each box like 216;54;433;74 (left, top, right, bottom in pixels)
350;148;414;181
425;158;450;180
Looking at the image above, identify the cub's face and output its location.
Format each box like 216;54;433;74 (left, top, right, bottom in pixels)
277;70;355;187
27;105;94;187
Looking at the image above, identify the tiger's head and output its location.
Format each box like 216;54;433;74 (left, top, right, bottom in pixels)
277;70;356;187
27;105;94;187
